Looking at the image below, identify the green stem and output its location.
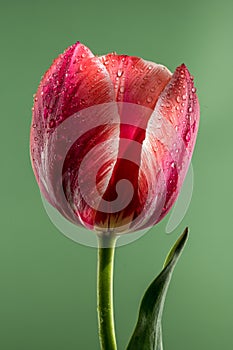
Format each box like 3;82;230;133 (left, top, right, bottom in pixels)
97;234;117;350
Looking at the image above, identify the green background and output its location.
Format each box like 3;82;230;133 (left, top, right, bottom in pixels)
1;0;232;349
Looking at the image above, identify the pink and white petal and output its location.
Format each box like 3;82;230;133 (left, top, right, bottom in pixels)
99;54;172;109
155;64;200;156
30;42;117;225
135;65;200;230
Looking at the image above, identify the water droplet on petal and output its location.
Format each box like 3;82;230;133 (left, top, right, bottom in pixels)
147;96;152;103
176;96;181;103
192;87;196;93
171;162;175;168
43;107;49;119
185;130;191;142
182;94;187;100
117;69;123;77
49;119;56;128
188;107;193;112
120;86;125;93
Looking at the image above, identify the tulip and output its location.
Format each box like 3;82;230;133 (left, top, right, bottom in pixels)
30;41;199;236
30;42;200;350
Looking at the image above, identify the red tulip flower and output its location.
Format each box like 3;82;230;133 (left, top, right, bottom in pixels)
30;42;199;236
30;42;200;350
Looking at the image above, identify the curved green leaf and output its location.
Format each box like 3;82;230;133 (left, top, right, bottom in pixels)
126;227;189;350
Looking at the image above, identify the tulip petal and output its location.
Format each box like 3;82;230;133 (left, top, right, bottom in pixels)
90;55;172;232
137;64;200;229
155;64;200;155
99;54;172;109
30;42;118;225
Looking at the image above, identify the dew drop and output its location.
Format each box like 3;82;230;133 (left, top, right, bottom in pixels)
188;107;193;113
185;130;191;142
182;94;187;100
147;96;152;103
176;96;181;103
32;124;37;128
192;87;196;93
34;137;38;141
117;69;123;77
171;162;175;168
49;119;56;128
43;107;49;119
120;86;125;93
150;87;155;92
148;65;152;70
